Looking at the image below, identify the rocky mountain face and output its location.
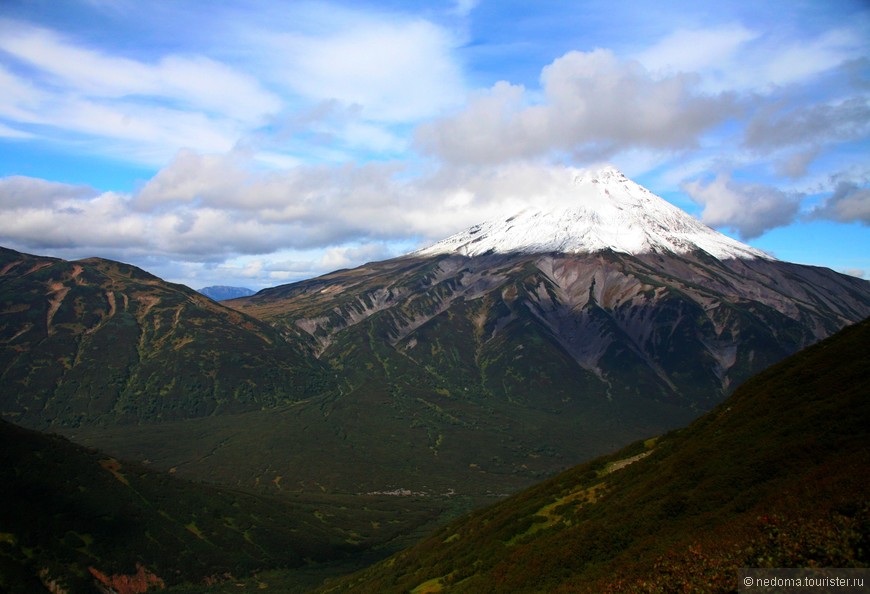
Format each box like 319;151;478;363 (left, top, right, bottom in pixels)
0;247;330;428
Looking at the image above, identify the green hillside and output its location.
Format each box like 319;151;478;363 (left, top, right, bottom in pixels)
0;247;330;428
0;419;445;594
315;317;870;593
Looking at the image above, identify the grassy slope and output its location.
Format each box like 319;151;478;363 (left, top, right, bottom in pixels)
0;419;445;594
0;247;330;428
315;317;870;593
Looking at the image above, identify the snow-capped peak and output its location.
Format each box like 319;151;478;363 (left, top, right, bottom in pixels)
413;166;772;261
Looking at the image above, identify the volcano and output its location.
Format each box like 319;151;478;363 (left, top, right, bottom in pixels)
6;166;868;499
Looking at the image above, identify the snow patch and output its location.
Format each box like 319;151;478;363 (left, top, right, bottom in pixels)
413;166;772;262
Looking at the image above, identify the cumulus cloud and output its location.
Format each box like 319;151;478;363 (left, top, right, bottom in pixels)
135;149;416;241
682;174;802;239
135;150;252;209
811;181;870;224
0;176;95;208
0;188;149;251
0;155;420;266
318;243;398;271
417;49;740;165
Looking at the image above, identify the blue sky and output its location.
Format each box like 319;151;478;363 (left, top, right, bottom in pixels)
0;0;868;289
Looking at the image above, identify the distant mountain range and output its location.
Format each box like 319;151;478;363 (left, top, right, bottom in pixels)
198;285;255;301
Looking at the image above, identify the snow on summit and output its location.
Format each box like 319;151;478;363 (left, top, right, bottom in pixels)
414;166;772;261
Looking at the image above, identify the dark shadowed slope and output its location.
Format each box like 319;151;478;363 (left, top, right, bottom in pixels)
316;317;870;593
0;418;349;593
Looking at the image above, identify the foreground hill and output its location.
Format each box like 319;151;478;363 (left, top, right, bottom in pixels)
0;247;329;428
316;317;870;593
0;418;444;594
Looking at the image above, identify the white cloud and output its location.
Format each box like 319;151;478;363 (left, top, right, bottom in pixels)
0;9;467;166
682;174;802;239
452;0;480;18
637;25;759;76
0;19;281;122
0;148;863;289
0;122;31;139
1;155;645;270
318;243;397;271
417;48;740;166
0;176;95;208
135;149;252;209
0;188;149;251
0;18;280;165
636;22;868;95
761;28;866;88
0;64;47;122
266;17;465;122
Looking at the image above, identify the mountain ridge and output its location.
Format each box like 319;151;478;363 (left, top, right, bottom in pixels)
198;285;256;301
0;246;329;428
